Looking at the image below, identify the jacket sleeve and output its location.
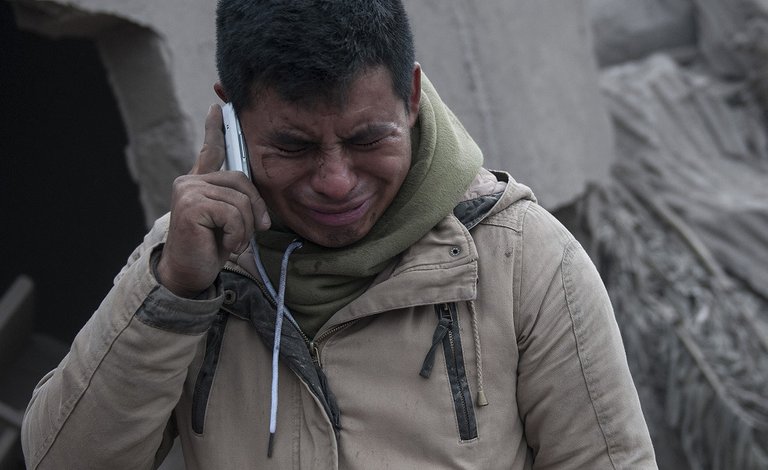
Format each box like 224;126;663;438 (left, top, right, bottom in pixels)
514;204;657;469
21;214;223;469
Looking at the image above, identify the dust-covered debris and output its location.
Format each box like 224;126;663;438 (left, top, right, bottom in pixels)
572;54;768;470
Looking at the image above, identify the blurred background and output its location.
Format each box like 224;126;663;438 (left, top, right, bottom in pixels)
1;1;766;469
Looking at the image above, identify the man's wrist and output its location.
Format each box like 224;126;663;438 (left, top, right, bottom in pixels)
153;249;211;299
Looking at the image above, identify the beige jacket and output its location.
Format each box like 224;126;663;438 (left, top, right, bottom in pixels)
22;169;656;469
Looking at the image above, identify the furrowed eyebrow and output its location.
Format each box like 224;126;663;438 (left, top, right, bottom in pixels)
267;130;314;147
345;123;398;142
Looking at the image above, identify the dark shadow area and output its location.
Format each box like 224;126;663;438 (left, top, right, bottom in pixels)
0;1;146;344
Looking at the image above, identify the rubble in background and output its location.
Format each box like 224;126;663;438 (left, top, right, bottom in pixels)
694;0;760;79
693;0;768;112
591;55;768;469
584;2;768;469
602;56;768;300
587;0;696;66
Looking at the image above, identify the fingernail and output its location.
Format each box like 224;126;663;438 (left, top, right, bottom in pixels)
261;213;271;228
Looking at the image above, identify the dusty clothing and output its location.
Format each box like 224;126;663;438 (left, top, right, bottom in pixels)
22;168;656;469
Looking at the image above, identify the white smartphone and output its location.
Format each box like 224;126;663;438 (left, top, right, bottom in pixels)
222;102;251;179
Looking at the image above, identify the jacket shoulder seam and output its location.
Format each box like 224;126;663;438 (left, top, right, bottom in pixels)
561;239;619;468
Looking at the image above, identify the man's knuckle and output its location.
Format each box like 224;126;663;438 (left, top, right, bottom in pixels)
176;191;197;207
172;176;188;192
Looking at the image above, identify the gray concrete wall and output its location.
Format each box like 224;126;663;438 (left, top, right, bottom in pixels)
11;0;615;221
405;0;615;209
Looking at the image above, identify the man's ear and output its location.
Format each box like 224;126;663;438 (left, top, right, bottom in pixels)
214;82;228;102
407;63;421;127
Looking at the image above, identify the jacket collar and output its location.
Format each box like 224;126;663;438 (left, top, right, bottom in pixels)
328;213;480;328
230;168;534;333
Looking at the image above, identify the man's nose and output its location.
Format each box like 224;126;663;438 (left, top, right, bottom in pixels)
310;148;357;200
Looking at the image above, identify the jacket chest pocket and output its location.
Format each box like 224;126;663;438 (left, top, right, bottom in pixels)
420;303;479;441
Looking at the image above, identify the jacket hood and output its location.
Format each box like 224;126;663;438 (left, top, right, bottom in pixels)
453;169;536;230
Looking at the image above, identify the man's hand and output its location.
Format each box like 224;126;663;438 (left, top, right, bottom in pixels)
156;104;271;298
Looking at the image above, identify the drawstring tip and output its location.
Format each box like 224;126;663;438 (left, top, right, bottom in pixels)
267;432;275;458
476;389;489;407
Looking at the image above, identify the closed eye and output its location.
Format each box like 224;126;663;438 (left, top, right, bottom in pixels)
346;123;397;149
268;130;313;154
355;137;385;147
275;145;307;154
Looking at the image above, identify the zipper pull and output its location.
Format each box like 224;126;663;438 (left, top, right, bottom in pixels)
436;302;452;320
309;341;322;367
420;313;452;378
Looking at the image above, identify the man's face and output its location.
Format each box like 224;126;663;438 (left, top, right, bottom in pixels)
238;66;420;248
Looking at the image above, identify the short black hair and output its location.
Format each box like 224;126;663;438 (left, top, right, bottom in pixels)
216;0;415;111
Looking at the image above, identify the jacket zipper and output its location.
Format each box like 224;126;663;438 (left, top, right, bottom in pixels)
223;264;357;366
191;310;229;434
188;265;276;436
221;264;349;430
223;264;275;308
309;320;359;367
421;303;478;441
223;264;320;346
440;304;472;436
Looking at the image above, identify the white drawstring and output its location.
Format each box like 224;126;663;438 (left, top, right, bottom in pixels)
250;238;303;457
